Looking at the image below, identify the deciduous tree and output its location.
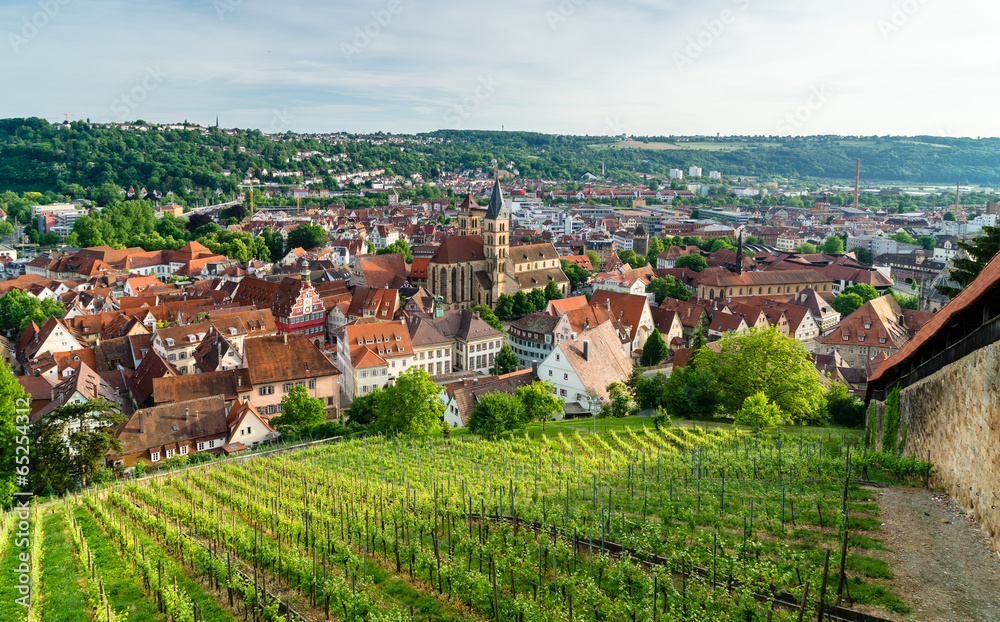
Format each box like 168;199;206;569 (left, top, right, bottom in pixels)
694;327;826;422
674;254;707;272
467;392;526;440
31;398;124;492
492;343;519;376
640;329;668;366
515;380;564;424
273;385;326;429
375;367;445;435
734;392;782;431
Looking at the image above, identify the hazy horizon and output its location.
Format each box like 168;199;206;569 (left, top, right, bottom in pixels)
2;0;995;138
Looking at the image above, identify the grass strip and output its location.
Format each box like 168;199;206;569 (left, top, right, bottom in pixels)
39;511;90;622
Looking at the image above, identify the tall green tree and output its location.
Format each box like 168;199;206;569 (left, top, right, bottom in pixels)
825;384;865;427
273;385;326;430
515;380;564;423
494;294;514;319
560;260;590;291
694;327;826;422
605;381;636;418
375;368;444;435
544;281;563;301
0;289;65;333
937;225;1000;298
646;276;690;303
640;329;668;366
849;246;874;265
645;236;664;266
674;254;707;272
492;343;519;376
31;398;124;492
467;392;526;440
528;288;547;312
831;293;864;317
511;291;532;317
344;388;382;426
662;365;719;419
286;223;328;250
841;283;879;303
821;235;845;254
377;239;414;262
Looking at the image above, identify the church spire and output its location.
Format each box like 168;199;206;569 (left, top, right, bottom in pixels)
736;231;744;275
485;178;507;220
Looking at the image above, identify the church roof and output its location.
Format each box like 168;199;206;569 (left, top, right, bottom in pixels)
485;179;508;220
430;235;486;264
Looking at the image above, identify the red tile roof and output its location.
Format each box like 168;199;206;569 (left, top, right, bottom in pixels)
868;252;1000;384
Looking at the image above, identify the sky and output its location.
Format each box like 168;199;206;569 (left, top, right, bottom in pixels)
2;0;997;137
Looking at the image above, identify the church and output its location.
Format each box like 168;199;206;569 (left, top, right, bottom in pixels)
422;180;570;310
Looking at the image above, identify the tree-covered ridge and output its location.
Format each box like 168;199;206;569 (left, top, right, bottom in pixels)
5;118;1000;202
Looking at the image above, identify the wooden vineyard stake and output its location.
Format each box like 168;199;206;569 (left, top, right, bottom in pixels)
817;549;831;622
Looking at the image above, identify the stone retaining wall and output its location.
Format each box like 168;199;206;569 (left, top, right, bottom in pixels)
868;341;1000;551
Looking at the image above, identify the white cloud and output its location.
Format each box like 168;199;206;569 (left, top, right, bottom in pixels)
0;0;997;135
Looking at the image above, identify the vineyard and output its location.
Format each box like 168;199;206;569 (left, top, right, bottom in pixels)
3;423;911;622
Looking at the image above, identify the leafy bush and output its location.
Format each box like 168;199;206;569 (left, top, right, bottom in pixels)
734;392;782;431
861;451;934;481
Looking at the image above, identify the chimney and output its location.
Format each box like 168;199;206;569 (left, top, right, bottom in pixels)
237;374;242;388
531;359;538;377
185;407;189;421
283;333;288;345
195;410;199;419
583;340;590;362
473;378;478;386
138;411;144;433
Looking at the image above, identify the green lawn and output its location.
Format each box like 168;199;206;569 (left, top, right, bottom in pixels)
39;511;90;622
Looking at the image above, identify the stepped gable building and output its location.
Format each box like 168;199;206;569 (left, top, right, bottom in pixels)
231;263;326;345
426;179;569;310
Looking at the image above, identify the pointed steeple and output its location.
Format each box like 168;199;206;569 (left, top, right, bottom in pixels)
736;232;744;275
485;178;507;220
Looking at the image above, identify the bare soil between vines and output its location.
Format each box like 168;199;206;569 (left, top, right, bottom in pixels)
876;486;1000;622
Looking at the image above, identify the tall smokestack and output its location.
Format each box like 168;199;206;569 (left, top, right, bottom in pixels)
853;159;860;210
955;180;960;212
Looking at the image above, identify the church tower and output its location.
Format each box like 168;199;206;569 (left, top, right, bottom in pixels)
483;178;509;304
457;192;482;237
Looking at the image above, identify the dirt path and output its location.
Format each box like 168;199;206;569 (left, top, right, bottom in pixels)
876;486;1000;622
